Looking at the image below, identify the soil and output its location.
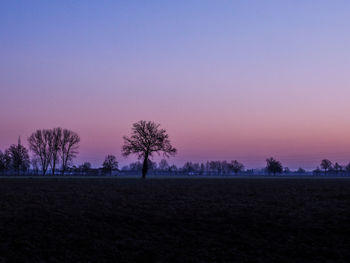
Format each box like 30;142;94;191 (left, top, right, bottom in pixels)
0;178;349;262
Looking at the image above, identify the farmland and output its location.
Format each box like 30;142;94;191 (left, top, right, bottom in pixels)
0;178;349;262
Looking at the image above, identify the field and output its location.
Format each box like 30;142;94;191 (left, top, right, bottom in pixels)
0;178;349;262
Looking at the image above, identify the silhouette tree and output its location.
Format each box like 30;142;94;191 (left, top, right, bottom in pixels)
200;163;205;175
60;129;80;175
297;168;306;174
122;121;177;179
3;151;11;173
48;128;62;176
334;162;342;174
102;155;118;175
0;150;9;174
221;160;229;174
147;159;157;172
209;161;221;175
313;167;322;176
230;160;244;174
170;164;178;175
320;159;332;175
129;161;143;172
266;157;283;175
284;167;291;174
158;159;170;172
80;162;91;175
29;128;80;175
183;162;195;174
193;163;200;173
31;157;40;175
345;162;350;174
6;137;30;174
28;129;52;175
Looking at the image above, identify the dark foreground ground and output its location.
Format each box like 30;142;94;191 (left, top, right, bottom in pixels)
0;178;349;262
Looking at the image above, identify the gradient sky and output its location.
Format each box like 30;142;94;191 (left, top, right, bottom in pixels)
1;1;350;169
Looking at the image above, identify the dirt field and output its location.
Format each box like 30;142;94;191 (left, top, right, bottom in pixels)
0;178;349;262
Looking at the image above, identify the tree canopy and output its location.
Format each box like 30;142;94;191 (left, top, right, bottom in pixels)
266;157;283;175
122;120;176;178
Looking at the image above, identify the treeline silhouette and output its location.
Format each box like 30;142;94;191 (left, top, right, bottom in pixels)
1;121;350;177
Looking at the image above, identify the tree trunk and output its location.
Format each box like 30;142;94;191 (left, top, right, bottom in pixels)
61;155;67;175
142;155;148;179
61;162;65;175
61;162;67;176
52;159;56;176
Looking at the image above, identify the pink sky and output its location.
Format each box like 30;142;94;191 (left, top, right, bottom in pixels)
1;1;350;169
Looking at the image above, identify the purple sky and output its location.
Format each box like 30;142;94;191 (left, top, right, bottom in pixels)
1;1;350;169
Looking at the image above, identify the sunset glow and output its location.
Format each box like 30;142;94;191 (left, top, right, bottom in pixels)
2;1;350;169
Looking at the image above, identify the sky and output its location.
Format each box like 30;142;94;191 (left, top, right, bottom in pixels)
1;0;350;170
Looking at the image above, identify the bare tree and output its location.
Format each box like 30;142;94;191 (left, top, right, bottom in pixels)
31;157;40;175
129;161;143;172
209;161;219;175
313;166;322;176
230;160;244;174
122;120;177;179
297;167;306;174
28;129;52;175
6;137;30;174
284;167;291;174
48;128;62;176
79;162;92;175
170;164;178;175
102;155;118;175
334;162;342;174
183;162;195;174
266;157;283;175
28;128;79;175
0;150;9;174
60;129;80;175
158;159;170;172
320;159;332;175
200;163;205;175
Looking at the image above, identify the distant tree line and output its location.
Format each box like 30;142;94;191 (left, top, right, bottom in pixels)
313;159;350;175
119;159;245;176
2;122;350;178
0;128;81;176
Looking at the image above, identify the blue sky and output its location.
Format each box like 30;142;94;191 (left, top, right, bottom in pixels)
1;1;350;169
